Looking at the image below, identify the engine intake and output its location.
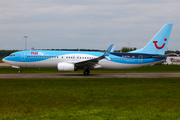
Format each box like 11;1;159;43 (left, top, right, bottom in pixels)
57;63;75;72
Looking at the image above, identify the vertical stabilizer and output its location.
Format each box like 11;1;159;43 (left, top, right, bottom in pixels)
130;23;173;55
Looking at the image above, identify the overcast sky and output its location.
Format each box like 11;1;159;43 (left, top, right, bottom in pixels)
0;0;180;50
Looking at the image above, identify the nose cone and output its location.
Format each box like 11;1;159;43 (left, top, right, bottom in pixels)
2;57;8;63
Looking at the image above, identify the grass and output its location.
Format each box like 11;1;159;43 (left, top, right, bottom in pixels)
0;78;180;119
1;65;180;74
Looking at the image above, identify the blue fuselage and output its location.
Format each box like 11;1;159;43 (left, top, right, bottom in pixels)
3;50;166;70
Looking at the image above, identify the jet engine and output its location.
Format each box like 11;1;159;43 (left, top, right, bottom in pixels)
57;63;75;72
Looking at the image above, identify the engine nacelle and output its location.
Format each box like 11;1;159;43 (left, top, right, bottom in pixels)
57;63;75;72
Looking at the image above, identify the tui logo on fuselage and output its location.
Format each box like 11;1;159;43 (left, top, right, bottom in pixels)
31;52;44;56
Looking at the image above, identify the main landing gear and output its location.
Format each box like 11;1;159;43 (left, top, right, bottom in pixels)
84;69;90;75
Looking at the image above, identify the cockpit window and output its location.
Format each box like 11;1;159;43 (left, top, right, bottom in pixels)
10;54;15;57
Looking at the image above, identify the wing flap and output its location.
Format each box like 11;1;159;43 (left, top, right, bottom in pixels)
75;44;113;68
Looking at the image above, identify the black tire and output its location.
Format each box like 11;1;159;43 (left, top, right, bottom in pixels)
18;70;21;74
84;69;90;75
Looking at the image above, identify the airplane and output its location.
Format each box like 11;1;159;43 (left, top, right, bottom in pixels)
2;23;173;75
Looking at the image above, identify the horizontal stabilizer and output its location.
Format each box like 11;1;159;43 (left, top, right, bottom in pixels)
152;53;175;58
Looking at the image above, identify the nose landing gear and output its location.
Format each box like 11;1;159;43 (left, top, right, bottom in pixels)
17;67;21;74
18;69;21;74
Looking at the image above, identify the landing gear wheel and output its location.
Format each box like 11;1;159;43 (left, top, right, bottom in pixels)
18;70;21;74
84;69;90;75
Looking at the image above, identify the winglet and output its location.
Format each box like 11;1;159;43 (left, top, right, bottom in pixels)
110;46;116;52
104;44;114;56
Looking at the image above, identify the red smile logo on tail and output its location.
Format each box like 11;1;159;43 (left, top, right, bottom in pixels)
153;38;167;49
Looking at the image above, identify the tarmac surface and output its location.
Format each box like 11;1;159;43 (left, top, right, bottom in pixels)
0;73;180;78
1;63;180;78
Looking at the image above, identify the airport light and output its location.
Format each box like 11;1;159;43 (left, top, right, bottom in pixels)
23;36;28;50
